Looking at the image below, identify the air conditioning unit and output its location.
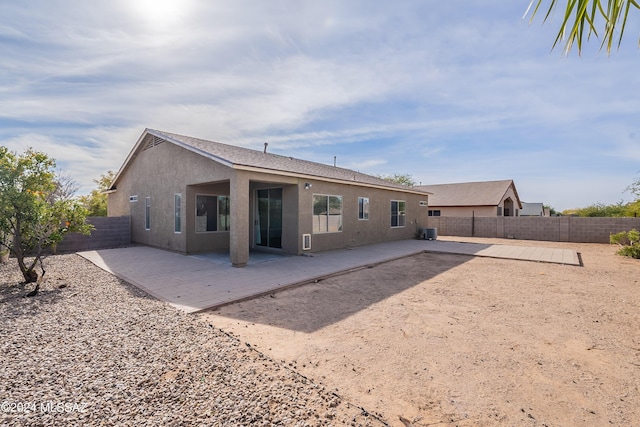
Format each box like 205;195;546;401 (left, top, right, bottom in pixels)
302;233;311;250
425;228;438;240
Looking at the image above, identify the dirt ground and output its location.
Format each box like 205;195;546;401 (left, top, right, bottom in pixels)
200;236;640;426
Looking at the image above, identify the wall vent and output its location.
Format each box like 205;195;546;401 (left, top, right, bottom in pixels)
419;201;428;207
144;135;165;151
302;234;311;251
129;195;138;202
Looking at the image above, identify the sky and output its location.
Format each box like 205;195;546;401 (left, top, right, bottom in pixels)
1;1;639;211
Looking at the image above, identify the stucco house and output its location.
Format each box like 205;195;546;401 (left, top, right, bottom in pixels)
107;129;431;267
415;180;522;217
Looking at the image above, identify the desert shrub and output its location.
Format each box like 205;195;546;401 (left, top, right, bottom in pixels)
610;229;640;259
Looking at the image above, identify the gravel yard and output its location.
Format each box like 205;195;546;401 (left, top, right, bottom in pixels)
0;254;381;426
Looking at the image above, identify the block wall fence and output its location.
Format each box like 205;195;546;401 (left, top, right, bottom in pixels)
54;216;131;253
45;215;640;253
427;216;640;243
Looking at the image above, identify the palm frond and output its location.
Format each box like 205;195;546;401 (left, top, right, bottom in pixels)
526;0;640;55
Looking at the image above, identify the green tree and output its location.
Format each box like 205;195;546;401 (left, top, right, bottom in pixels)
378;173;416;187
525;0;640;54
562;201;629;216
79;170;115;216
0;147;93;286
627;175;640;198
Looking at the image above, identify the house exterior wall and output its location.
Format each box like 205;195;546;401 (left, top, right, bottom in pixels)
108;136;234;252
499;185;520;216
186;182;231;253
297;179;430;252
248;179;299;255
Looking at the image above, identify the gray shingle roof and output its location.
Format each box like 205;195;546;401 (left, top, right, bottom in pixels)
520;202;544;216
416;180;519;207
148;129;427;193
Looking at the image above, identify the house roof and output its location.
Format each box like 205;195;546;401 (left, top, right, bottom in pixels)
110;129;430;195
520;202;544;216
416;180;522;208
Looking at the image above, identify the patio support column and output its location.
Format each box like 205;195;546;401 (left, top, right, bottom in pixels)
230;171;250;267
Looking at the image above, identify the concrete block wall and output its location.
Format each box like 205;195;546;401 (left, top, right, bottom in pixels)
427;217;473;237
473;218;498;238
55;216;131;253
431;216;640;243
567;217;640;243
504;217;561;241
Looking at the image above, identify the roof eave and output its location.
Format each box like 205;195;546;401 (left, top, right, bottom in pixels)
234;164;432;195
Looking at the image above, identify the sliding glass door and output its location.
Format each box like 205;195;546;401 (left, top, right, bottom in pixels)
256;188;282;249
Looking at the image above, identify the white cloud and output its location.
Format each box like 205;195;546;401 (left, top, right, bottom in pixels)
0;1;638;208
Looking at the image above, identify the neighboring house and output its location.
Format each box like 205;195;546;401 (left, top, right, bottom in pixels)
520;202;546;217
415;179;522;217
107;129;431;267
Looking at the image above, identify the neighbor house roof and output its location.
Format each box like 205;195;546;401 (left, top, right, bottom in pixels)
110;129;430;195
416;180;521;208
520;202;544;216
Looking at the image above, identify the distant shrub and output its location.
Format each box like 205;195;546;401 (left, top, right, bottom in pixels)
610;229;640;259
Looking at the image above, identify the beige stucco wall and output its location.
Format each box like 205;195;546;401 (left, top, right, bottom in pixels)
108;136;234;252
186;182;231;253
297;179;430;252
109;134;430;257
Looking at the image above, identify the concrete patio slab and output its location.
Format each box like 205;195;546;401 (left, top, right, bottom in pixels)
79;239;580;313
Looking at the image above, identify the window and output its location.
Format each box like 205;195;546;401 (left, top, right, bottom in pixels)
391;200;406;227
497;206;503;216
196;195;230;232
358;197;369;220
174;194;181;233
145;197;151;230
218;196;230;231
428;210;441;217
313;194;343;233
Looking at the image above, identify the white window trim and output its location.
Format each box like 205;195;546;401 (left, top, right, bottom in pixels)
312;193;343;234
195;193;230;233
174;193;182;234
358;197;370;221
145;197;151;231
390;200;406;228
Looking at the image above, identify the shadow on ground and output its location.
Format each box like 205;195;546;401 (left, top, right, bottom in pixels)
208;251;473;333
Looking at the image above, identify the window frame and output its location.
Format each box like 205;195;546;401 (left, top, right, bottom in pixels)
428;210;441;217
144;196;151;230
358;197;370;220
390;200;406;228
195;194;230;233
174;193;182;234
312;194;343;234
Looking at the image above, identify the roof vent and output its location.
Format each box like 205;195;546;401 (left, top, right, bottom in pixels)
263;142;268;154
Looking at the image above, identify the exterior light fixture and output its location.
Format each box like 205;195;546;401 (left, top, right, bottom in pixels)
304;183;312;190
